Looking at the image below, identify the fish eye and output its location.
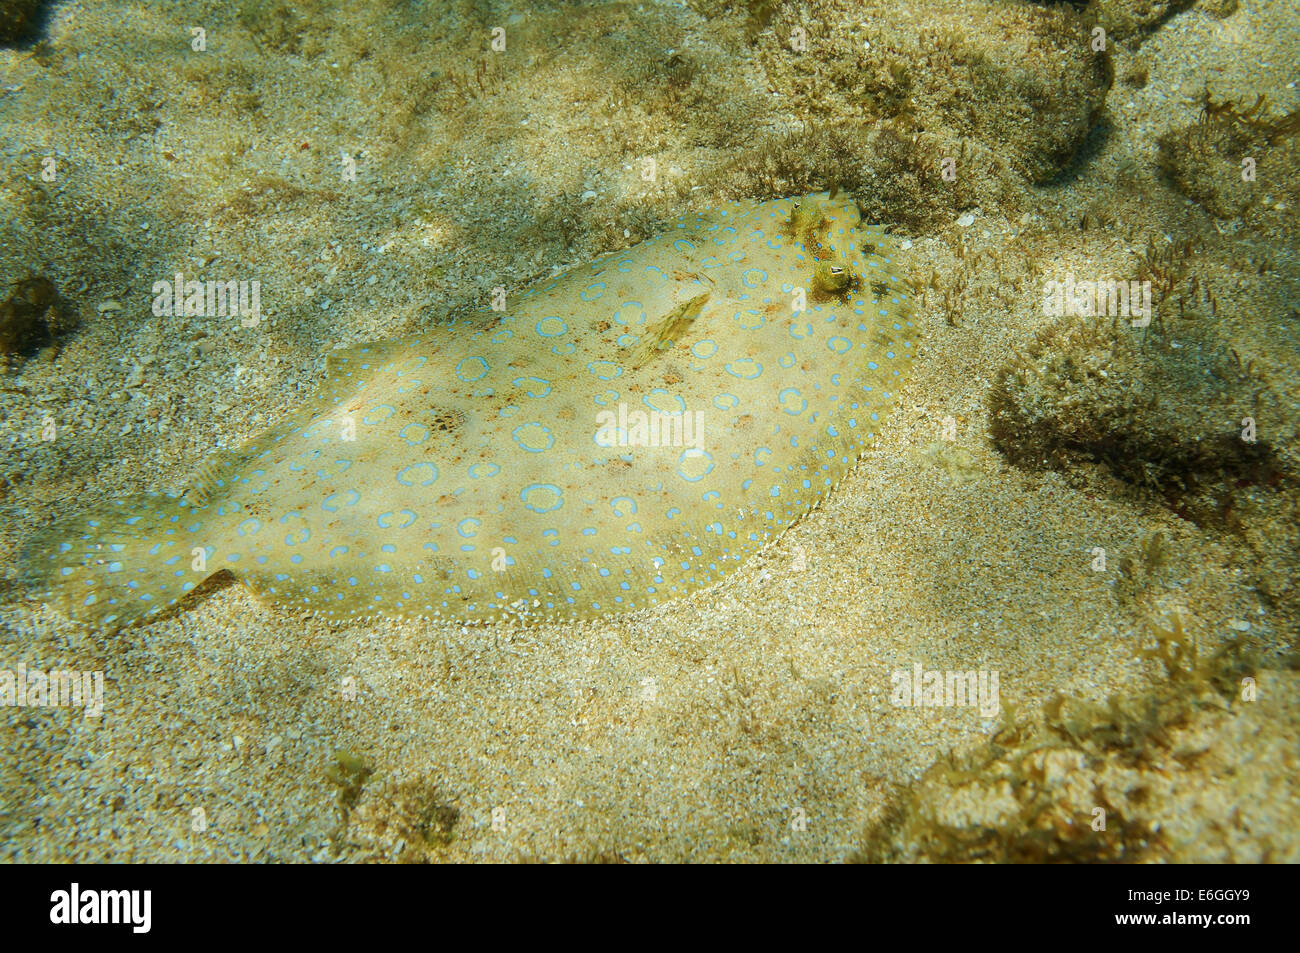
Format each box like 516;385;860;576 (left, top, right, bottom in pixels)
813;259;851;293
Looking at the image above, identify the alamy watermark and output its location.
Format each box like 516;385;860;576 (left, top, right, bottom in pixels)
50;883;150;933
1;663;103;718
890;663;1000;718
594;402;705;449
1043;274;1152;327
151;272;261;327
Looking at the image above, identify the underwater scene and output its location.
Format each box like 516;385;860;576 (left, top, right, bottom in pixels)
0;0;1296;863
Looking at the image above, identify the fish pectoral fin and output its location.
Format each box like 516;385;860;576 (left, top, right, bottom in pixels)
628;292;711;368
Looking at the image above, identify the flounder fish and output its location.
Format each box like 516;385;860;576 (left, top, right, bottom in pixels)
20;191;917;627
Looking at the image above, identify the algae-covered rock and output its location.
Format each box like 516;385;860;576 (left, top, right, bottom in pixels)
855;667;1300;863
713;121;993;233
1035;1;1235;45
988;316;1287;525
1086;0;1197;42
753;0;1112;185
855;739;1166;863
0;276;65;361
1157;93;1300;220
0;0;47;45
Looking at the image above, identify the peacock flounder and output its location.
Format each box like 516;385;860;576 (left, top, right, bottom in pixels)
21;191;917;627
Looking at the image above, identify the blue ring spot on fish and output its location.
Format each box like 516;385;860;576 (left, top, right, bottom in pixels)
535;316;567;337
512;377;552;399
455;357;489;381
643;389;686;414
364;404;396;424
512;423;554;453
726;359;763;380
377;511;417;530
399;423;430;445
779;389;808;415
521;484;564;514
396;463;439;486
323;491;361;512
677;449;715;483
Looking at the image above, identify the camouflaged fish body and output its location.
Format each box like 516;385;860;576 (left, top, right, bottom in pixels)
20;192;917;627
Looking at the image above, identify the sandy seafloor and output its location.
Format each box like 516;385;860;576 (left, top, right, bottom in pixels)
0;0;1297;862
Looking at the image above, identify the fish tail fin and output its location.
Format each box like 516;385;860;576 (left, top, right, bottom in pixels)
18;492;222;630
